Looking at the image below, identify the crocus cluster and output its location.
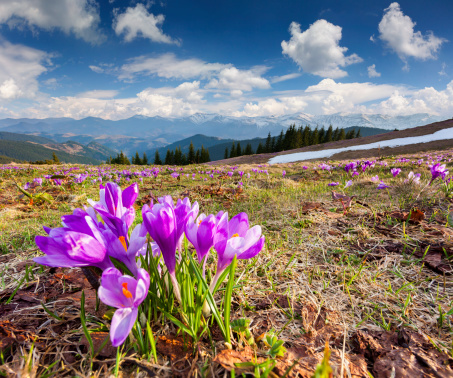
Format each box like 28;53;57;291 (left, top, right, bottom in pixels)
34;182;264;347
430;163;449;184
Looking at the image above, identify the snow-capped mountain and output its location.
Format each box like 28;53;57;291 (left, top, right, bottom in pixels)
0;112;445;144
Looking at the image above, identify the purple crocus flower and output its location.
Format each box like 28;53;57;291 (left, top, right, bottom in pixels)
211;212;264;291
33;178;43;186
185;214;217;275
391;168;401;177
89;182;138;236
34;211;114;270
377;182;390;190
157;195;199;251
344;180;352;188
371;175;379;182
282;170;286;178
98;267;150;347
102;224;146;276
344;162;356;173
142;202;182;301
430;163;449;184
328;182;340;187
405;171;421;185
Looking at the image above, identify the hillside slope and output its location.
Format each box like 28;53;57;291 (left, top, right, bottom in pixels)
209;118;453;165
0;140;102;164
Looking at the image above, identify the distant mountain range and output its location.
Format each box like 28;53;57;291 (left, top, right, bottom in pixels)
0;131;116;164
151;126;391;162
0;112;445;159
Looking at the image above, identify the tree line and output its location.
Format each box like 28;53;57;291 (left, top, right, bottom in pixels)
155;143;211;165
106;125;361;165
225;124;361;158
106;143;210;165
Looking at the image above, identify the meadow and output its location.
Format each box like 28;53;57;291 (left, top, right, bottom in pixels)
0;149;452;377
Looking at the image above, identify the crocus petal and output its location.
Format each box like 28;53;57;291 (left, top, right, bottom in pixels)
185;217;199;251
35;231;106;266
110;307;138;347
196;215;216;262
228;213;249;237
142;203;177;274
122;183;138;209
214;212;229;253
238;235;265;260
134;268;150;306
104;182;120;216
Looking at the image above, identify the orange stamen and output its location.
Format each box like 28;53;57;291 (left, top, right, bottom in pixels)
232;233;239;238
118;236;127;251
121;282;133;299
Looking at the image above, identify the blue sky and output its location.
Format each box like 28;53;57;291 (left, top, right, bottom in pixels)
0;0;451;120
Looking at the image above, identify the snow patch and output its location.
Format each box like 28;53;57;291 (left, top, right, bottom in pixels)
268;127;453;164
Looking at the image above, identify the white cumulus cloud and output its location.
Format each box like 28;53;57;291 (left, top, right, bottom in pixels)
376;81;453;116
367;64;381;78
0;0;104;44
0;39;49;100
281;19;363;78
118;53;228;81
378;2;446;62
113;4;179;45
205;66;270;93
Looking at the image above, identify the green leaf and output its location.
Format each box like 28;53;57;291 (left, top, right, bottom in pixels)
224;255;237;344
160;309;195;338
80;291;94;357
448;211;453;227
187;253;227;339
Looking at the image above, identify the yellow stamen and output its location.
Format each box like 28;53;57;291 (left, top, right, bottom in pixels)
232;233;239;238
118;236;127;251
198;219;203;226
122;282;133;299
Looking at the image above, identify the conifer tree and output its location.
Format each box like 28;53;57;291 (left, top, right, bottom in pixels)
318;126;325;144
200;145;207;162
195;149;200;164
356;128;361;138
181;152;187;165
311;127;319;145
229;142;237;158
302;126;310;146
271;136;276;152
154;150;162;165
325;125;333;143
236;142;242;156
245;143;253;155
275;130;284;152
338;129;346;140
205;148;211;162
164;149;172;165
265;132;272;153
333;127;340;141
345;129;356;139
187;142;195;164
256;143;264;154
224;147;229;159
174;147;182;165
133;151;142;165
142;152;148;165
